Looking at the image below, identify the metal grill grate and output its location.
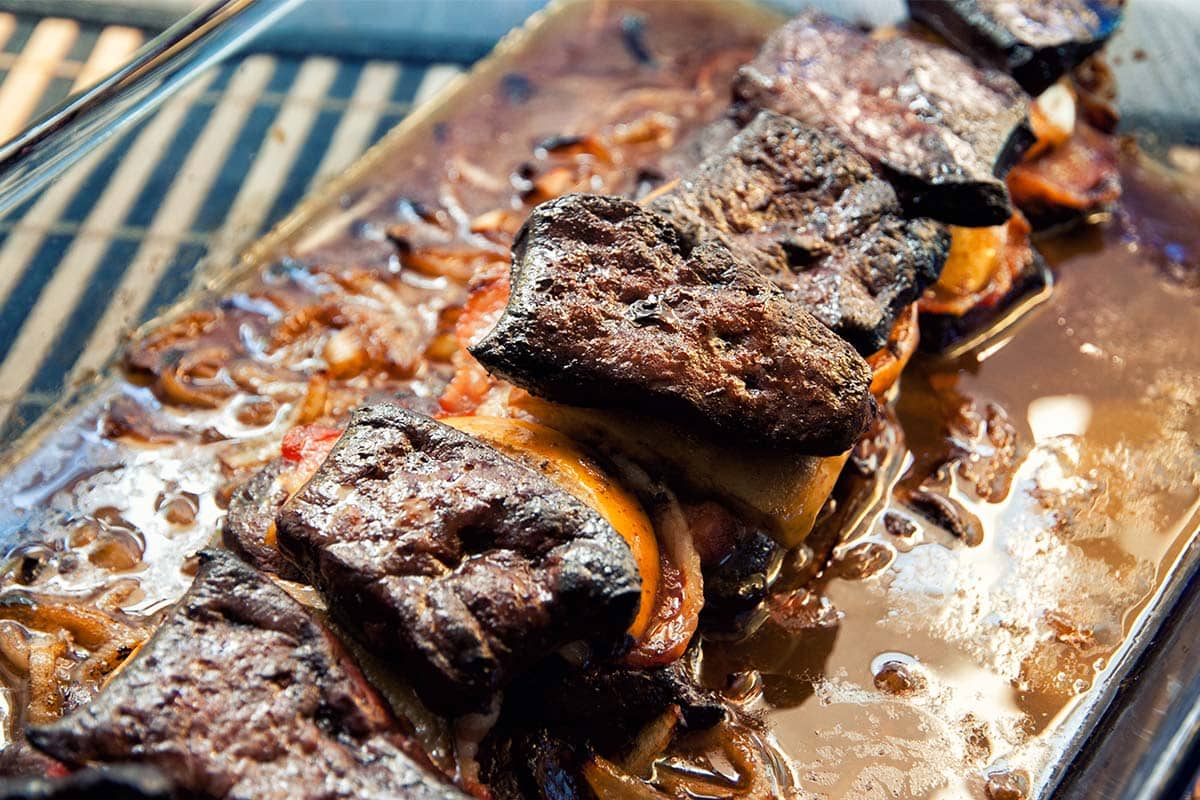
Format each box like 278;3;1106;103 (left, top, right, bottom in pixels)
0;12;466;442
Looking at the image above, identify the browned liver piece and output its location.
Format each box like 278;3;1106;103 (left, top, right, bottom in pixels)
909;0;1125;94
27;550;465;800
652;110;949;353
470;193;874;455
733;10;1033;226
275;404;642;715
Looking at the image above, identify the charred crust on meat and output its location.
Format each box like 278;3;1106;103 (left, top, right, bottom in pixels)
701;528;783;638
470;193;875;455
652;110;950;353
221;459;306;581
480;729;590;800
275;404;642;715
0;766;181;800
733;10;1034;227
908;0;1125;94
26;550;465;800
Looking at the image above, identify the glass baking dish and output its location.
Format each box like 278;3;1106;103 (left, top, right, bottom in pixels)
0;1;1198;798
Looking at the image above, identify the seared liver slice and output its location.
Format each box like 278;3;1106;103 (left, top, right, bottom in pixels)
733;10;1033;226
470;194;874;455
652;111;949;353
275;404;642;716
222;458;306;581
27;550;464;800
909;0;1124;94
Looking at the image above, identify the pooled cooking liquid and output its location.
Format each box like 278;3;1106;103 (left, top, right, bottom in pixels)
700;154;1200;798
0;1;1197;797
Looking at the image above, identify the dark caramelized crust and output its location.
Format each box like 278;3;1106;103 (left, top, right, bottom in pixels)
221;458;306;581
652;111;950;353
275;404;641;715
909;0;1125;94
0;766;180;800
470;194;874;455
27;550;463;800
733;11;1033;226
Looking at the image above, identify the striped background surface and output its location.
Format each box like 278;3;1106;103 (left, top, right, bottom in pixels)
0;11;467;444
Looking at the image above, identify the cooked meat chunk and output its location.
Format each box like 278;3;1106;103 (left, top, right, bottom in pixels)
652;111;950;353
733;11;1033;226
470;194;874;455
27;550;464;800
909;0;1125;94
701;528;782;637
0;766;180;800
222;458;306;581
275;404;642;715
645;116;741;189
513;659;724;748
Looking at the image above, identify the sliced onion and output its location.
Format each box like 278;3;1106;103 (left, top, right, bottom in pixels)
584;756;672;800
295;374;329;424
26;635;65;725
622;706;681;778
323;327;367;379
1031;82;1077;154
157;347;235;409
0;593;133;650
614;462;703;668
